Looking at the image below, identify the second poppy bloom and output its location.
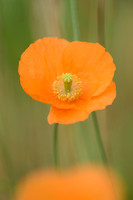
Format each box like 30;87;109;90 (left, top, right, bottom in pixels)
19;37;116;124
14;166;123;200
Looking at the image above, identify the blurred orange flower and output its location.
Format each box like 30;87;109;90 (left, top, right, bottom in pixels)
14;166;123;200
19;37;116;124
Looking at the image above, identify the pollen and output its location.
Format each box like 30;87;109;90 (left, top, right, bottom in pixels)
53;73;82;101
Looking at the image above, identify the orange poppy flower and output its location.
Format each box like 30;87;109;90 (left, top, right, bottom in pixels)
19;37;116;124
14;166;123;200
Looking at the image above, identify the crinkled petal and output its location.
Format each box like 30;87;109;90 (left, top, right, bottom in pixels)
86;81;116;113
19;37;69;104
48;106;89;125
48;82;116;124
61;41;116;99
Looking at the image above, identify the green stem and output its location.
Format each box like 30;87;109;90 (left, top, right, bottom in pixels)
97;0;105;46
53;123;59;167
69;0;108;165
91;0;108;165
69;0;80;40
92;112;108;164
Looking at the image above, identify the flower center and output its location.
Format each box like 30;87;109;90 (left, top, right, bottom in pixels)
53;73;82;101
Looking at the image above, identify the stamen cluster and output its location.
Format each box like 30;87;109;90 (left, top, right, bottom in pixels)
53;73;82;101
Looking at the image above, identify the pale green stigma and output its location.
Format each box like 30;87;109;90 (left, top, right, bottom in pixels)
63;73;73;92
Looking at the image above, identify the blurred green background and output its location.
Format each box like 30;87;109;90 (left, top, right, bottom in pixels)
0;0;133;199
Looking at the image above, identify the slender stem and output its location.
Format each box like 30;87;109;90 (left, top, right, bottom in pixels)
97;0;105;46
91;0;108;165
94;2;118;198
92;112;108;164
53;123;59;167
69;0;80;40
69;0;108;164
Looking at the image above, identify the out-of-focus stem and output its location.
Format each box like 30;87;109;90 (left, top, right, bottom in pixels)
92;0;108;165
97;0;105;46
92;0;107;164
69;0;80;40
69;0;108;165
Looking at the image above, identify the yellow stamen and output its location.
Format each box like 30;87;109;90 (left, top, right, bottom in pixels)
53;73;82;101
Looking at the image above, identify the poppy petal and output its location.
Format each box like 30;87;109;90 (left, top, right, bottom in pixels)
61;41;116;99
19;37;69;104
87;81;116;113
48;82;116;124
48;106;89;124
